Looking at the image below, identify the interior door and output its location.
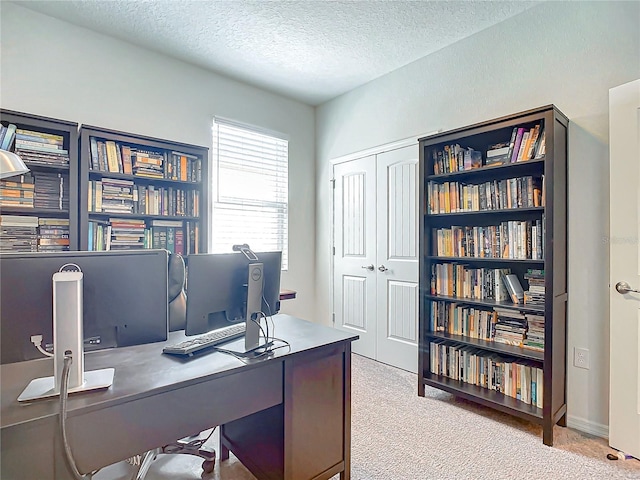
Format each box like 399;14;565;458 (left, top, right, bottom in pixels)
609;78;640;459
375;147;419;373
333;155;377;358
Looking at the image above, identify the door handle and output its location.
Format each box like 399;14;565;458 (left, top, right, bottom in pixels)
615;281;640;295
378;265;388;272
361;264;374;271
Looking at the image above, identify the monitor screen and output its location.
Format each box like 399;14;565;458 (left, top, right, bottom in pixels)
0;249;169;364
185;251;282;336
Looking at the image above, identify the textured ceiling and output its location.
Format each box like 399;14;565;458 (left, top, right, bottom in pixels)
14;0;538;106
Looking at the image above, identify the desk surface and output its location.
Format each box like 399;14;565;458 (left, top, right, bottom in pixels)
1;314;356;432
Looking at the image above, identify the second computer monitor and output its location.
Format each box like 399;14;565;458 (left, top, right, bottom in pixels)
185;251;282;336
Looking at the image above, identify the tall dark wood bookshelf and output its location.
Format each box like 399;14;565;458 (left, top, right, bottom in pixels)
78;125;208;254
418;105;568;446
0;109;79;251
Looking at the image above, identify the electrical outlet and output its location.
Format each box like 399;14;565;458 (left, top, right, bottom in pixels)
574;347;590;369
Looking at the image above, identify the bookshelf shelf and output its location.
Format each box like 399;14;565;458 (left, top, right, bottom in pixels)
23;161;70;172
88;169;200;186
427;256;545;264
426;157;545;181
88;212;200;222
418;105;568;446
423;373;544;423
426;206;545;218
79;125;209;254
0;109;78;252
424;331;544;362
0;206;70;216
424;294;545;314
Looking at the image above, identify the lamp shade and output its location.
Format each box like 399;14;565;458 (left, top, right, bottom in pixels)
0;149;29;179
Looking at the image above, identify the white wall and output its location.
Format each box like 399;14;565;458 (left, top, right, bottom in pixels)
315;1;640;436
0;2;316;321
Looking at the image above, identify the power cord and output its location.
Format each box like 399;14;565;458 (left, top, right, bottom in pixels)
31;334;54;357
59;354;99;480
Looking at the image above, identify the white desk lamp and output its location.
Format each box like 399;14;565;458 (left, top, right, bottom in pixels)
0;149;29;179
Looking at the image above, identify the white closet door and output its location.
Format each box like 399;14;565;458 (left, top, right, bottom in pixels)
333;155;377;358
375;146;419;373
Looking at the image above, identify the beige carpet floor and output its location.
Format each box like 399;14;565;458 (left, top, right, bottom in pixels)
96;353;640;479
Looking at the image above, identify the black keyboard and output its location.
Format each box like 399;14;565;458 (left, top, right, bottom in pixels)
163;323;246;356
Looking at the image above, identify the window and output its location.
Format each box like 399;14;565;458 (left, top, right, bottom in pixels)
211;117;288;270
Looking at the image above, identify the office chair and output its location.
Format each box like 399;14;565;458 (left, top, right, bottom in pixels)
130;252;217;479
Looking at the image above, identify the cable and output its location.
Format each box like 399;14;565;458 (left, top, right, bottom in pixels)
31;334;54;358
59;354;98;480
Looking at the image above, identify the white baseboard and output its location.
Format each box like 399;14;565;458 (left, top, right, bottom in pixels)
566;414;609;439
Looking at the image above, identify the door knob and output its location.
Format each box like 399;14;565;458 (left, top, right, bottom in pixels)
361;264;374;271
615;281;640;294
378;265;388;272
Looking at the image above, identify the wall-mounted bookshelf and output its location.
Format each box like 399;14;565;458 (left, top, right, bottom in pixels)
0;109;79;252
418;105;568;446
78;125;208;254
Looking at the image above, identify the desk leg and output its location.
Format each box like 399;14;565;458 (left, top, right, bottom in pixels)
341;344;352;480
219;425;230;461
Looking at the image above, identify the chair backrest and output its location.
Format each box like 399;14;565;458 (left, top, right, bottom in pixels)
168;253;187;332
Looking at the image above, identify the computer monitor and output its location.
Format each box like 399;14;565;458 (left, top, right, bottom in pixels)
0;249;169;364
185;251;282;338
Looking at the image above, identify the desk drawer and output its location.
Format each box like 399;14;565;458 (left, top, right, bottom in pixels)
68;361;282;473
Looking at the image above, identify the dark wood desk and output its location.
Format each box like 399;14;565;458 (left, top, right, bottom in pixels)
279;289;297;301
1;315;357;480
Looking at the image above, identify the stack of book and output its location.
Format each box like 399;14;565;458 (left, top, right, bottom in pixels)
37;218;70;252
524;314;545;352
132;149;165;179
99;178;134;214
524;269;545;306
492;308;527;346
33;172;68;210
108;218;146;250
0;215;38;252
13;129;69;167
485;142;511;166
0;173;34;208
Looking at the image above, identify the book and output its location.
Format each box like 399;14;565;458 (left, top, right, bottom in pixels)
505;127;518;162
502;273;525;304
0;124;17;150
510;128;525;163
486;142;510;166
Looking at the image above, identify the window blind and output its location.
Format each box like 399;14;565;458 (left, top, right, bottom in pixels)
211;118;288;270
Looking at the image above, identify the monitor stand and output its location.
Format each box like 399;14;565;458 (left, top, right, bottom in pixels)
215;262;272;358
18;270;114;402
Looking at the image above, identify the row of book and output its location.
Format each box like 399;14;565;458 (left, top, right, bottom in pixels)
89;137;201;183
432;219;545;260
0;172;69;210
487;122;546;165
88;178;200;217
429;340;544;407
430;144;482;175
430;265;512;301
430;263;543;305
0;215;69;252
1;125;70;168
429;122;546;175
87;218;200;255
426;175;544;214
429;300;545;351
